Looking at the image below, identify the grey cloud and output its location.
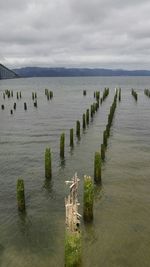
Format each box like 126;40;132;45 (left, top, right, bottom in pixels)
0;0;150;69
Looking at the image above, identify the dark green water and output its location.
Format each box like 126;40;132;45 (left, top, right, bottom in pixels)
0;77;150;267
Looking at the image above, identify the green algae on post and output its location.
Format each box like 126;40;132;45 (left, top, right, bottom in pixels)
70;128;74;147
83;175;94;222
17;179;26;211
76;120;80;138
65;231;82;267
60;133;65;158
94;152;101;183
45;148;52;179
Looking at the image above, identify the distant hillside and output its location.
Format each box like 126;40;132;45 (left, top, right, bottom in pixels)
13;67;150;77
0;63;18;79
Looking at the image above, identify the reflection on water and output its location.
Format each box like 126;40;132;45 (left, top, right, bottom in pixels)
0;77;150;266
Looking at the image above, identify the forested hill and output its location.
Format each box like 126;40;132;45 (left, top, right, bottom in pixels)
13;67;150;77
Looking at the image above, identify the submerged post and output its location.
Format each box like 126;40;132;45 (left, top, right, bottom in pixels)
94;152;101;183
45;148;52;179
83;175;94;222
17;179;26;211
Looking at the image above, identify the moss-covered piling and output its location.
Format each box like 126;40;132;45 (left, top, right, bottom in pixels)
94;152;101;183
60;133;65;158
65;231;82;267
70;128;74;147
45;148;52;179
17;179;26;211
83;175;94;222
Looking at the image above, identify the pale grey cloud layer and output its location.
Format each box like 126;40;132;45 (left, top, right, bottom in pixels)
0;0;150;69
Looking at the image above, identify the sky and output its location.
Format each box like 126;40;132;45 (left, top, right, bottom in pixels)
0;0;150;69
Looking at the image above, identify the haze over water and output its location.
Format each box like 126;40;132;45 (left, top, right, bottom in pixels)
0;76;150;267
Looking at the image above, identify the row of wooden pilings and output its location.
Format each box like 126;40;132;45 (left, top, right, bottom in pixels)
16;88;110;211
1;89;54;114
15;88;111;267
65;89;120;266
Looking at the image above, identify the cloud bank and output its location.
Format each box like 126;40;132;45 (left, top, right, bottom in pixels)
0;0;150;69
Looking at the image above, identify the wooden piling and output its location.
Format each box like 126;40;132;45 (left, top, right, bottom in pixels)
76;121;80;138
101;144;105;161
94;152;101;183
83;175;94;222
24;103;27;110
17;179;26;211
45;148;52;179
70;128;74;147
86;109;89;125
82;113;86;129
60;133;65;158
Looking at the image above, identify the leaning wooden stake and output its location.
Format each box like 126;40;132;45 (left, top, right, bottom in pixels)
83;175;94;222
45;148;52;179
60;133;65;158
94;152;101;183
17;179;26;211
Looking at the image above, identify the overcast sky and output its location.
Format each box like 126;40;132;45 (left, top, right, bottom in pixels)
0;0;150;69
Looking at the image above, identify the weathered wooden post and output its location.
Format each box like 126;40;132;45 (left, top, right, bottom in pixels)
60;133;65;158
17;92;19;99
10;109;13;115
65;173;82;267
82;113;86;129
94;152;101;183
76;120;80;138
20;92;22;98
70;128;74;147
83;175;94;222
17;179;26;211
1;105;4;110
45;148;52;179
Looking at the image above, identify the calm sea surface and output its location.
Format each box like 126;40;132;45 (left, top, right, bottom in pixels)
0;76;150;267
